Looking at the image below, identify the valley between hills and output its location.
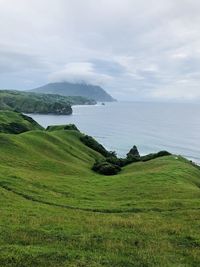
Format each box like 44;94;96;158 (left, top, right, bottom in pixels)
0;110;200;266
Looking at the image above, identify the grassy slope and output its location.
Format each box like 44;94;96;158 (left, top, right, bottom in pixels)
0;130;200;266
0;110;43;133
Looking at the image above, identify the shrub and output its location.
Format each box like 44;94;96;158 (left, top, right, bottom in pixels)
105;146;141;168
157;151;171;157
2;122;29;134
106;156;127;167
64;124;79;131
141;151;171;162
20;113;42;128
92;160;121;175
46;124;79;132
80;135;115;158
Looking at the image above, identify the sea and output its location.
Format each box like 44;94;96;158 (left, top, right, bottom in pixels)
29;102;200;164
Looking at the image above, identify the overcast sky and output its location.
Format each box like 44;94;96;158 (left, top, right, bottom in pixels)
0;0;200;101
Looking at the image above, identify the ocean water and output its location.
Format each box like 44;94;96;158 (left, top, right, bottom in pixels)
30;102;200;163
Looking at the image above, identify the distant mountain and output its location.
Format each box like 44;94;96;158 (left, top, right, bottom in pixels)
31;82;116;102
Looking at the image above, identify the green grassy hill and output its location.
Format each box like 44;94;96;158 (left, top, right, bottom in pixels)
0;110;43;133
0;126;200;266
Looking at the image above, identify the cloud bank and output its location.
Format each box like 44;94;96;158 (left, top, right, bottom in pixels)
48;62;113;85
0;0;200;101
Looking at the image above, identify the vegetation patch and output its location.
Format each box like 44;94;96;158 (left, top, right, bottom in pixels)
141;151;172;161
80;135;116;158
85;138;172;175
92;160;121;175
0;122;29;134
46;124;80;132
0;110;43;134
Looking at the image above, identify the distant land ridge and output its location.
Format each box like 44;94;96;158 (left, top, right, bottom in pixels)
31;82;116;102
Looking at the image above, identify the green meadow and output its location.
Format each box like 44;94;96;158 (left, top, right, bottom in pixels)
0;117;200;266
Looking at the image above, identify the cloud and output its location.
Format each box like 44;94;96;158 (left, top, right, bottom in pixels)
152;79;200;101
48;62;113;85
0;0;200;100
0;45;48;73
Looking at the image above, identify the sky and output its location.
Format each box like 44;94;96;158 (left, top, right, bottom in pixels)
0;0;200;101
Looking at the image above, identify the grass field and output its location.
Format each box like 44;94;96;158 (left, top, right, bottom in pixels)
0;128;200;266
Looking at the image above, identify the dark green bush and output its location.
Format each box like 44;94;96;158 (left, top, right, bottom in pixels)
157;151;171;157
46;124;79;132
141;151;171;162
106;156;127;167
92;160;121;175
1;122;29;134
20;113;41;127
64;124;79;131
80;135;114;157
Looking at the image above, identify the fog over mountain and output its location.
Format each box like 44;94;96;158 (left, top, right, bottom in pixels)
0;0;200;101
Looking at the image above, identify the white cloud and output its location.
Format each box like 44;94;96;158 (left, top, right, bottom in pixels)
48;62;113;85
152;80;200;101
0;0;200;100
